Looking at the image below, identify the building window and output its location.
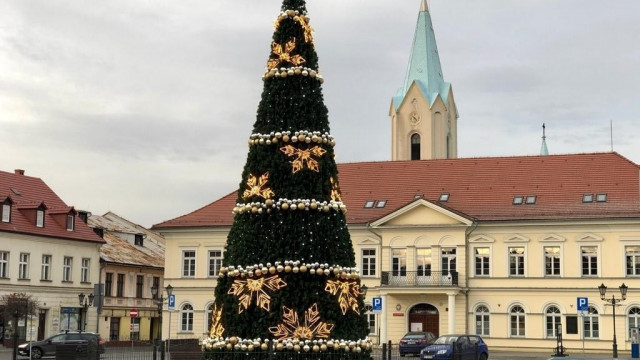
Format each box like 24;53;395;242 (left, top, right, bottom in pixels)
41;255;51;280
105;273;113;297
18;253;29;279
363;200;375;208
36;208;45;227
584;306;599;339
509;247;525;276
583;194;594;203
117;273;125;297
629;307;640;338
546;306;561;338
475;305;490;336
626;246;640;276
136;275;144;298
441;248;456;276
411;134;421;160
581;246;598;276
362;249;377;277
66;214;74;231
525;195;537;204
63;256;72;282
544;246;561;276
364;305;378;334
474;248;490;276
391;249;406;276
182;251;196;277
208;250;222;277
416;248;432;277
134;234;143;246
130;318;140;341
2;202;11;222
81;258;90;282
153;276;160;299
510;305;526;337
596;193;607;202
0;251;8;278
512;196;524;205
375;200;387;208
181;304;194;332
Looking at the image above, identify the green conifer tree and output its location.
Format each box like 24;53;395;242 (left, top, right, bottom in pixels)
202;0;371;358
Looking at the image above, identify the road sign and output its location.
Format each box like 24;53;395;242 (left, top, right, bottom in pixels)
130;323;140;332
577;297;588;314
168;294;176;310
372;297;382;312
130;308;138;318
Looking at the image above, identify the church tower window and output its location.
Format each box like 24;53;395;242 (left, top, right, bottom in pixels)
411;134;421;160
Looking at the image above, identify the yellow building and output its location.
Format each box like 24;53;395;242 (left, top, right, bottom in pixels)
153;1;640;353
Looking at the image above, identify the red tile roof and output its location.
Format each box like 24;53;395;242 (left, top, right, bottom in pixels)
0;170;105;243
153;152;640;229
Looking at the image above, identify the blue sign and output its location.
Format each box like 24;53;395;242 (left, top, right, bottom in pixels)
372;297;382;312
577;297;588;313
168;294;176;310
61;307;78;314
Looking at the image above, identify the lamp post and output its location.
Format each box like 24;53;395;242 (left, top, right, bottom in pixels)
78;293;94;331
151;284;173;360
599;283;628;359
12;309;18;360
165;285;173;356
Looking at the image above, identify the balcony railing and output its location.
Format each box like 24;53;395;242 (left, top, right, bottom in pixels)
381;270;458;287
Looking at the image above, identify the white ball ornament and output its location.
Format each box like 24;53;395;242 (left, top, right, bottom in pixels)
287;69;294;76
302;70;309;76
303;345;310;352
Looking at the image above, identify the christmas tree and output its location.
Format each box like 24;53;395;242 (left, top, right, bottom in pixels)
202;0;371;358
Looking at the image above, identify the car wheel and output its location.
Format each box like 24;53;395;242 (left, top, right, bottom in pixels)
478;353;488;360
31;347;43;359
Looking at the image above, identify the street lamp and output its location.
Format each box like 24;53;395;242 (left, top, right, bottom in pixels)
12;309;19;360
598;283;628;358
151;284;173;360
165;285;173;355
78;293;95;331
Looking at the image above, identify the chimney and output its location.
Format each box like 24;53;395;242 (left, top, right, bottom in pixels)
14;169;25;175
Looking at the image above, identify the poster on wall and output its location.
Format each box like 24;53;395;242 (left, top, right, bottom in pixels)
60;308;79;331
411;322;423;332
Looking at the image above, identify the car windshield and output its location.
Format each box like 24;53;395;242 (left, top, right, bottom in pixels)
434;336;458;345
403;334;426;340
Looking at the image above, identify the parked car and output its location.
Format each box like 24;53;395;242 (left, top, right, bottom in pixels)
18;331;105;359
399;331;436;357
420;334;488;360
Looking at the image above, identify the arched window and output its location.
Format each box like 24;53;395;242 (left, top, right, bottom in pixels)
180;304;194;332
584;306;599;339
364;304;377;335
411;134;420;160
475;305;490;336
628;307;640;338
545;306;561;337
510;305;525;337
206;303;214;334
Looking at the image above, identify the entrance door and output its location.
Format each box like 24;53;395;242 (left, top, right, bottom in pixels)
37;309;47;340
109;318;120;341
408;304;439;336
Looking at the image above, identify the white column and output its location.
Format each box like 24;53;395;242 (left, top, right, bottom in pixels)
381;294;388;344
448;292;456;334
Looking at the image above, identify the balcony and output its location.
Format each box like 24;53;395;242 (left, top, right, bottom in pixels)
381;270;458;287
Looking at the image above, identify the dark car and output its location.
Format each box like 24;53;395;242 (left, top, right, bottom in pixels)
18;331;105;359
399;331;436;357
420;334;488;360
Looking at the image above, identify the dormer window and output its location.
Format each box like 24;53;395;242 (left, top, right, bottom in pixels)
1;202;10;223
525;195;537;205
439;193;450;202
36;208;45;227
66;214;75;231
596;193;607;202
513;196;524;205
375;200;387;208
583;194;594;203
364;200;375;208
134;234;144;246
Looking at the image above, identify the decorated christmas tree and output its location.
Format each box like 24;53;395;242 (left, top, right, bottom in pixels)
201;0;371;358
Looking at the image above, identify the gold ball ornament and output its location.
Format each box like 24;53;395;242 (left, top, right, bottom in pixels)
276;343;284;351
248;345;254;351
356;346;362;353
294;344;301;352
255;268;262;276
333;267;340;275
287;9;295;16
285;265;292;273
226;343;232;350
313;345;319;352
298;134;305;142
282;134;290;142
294;68;302;75
320;344;327;351
266;199;273;207
280;71;288;78
251;206;259;214
310;201;318;210
261;343;268;351
322;205;330;212
333;342;340;350
298;202;305;210
300;265;307;273
269;266;276;274
281;203;290;210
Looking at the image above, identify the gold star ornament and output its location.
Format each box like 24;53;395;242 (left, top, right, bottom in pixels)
269;303;334;340
280;145;327;174
267;39;306;71
330;177;342;202
227;275;287;314
242;173;275;200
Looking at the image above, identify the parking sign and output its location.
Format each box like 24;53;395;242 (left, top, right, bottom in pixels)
372;297;382;312
168;294;176;310
577;297;588;315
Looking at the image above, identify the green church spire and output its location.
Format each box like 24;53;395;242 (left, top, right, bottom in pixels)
393;0;451;110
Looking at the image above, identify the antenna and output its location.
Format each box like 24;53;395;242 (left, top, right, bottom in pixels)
610;120;614;152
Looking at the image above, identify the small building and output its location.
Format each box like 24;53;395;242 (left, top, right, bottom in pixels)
87;212;165;343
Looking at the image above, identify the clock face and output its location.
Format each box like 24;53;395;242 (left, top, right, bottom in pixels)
410;111;421;125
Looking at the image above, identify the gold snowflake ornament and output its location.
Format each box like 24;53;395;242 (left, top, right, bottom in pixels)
267;39;306;71
325;280;361;315
280;145;327;174
330;177;342;202
208;304;225;338
227;275;287;314
269;303;334;340
242;173;275;200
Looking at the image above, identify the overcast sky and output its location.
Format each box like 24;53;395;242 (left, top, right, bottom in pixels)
1;0;639;228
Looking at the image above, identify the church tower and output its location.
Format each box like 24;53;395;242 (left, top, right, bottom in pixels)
390;0;459;161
